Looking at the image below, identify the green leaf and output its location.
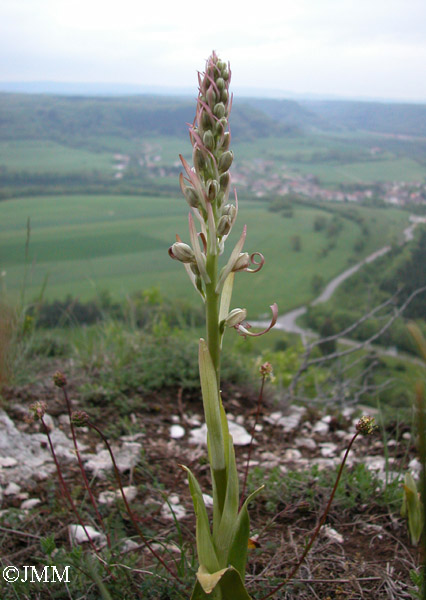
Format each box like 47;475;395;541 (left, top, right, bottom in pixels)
227;486;264;578
199;339;225;472
182;465;221;574
402;472;423;545
215;433;239;566
191;566;253;600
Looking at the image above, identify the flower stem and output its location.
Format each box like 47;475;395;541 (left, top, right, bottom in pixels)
259;431;360;600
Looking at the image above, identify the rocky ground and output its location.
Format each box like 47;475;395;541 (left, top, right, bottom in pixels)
0;369;421;599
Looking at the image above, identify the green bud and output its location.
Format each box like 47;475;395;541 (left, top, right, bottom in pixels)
203;130;215;151
224;308;247;328
193;147;205;174
184;186;200;208
214;103;226;119
222;203;236;220
219;150;233;173
221;89;228;103
221;132;231;151
207;179;219;202
217;215;232;236
222;68;229;81
216;77;225;91
207;86;216;109
217;60;226;72
202;111;212;130
170;242;195;263
219;172;230;191
214;117;227;136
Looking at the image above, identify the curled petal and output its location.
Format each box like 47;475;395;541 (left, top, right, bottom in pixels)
236;303;278;338
246;252;265;273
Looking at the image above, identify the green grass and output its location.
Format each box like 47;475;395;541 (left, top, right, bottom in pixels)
0;140;114;174
0;195;409;316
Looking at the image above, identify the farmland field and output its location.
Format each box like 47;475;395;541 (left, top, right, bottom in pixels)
0;140;113;174
0;194;409;316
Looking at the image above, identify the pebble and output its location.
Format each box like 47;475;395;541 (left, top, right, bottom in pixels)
21;498;41;510
69;524;105;545
98;486;138;505
320;443;338;458
161;497;186;521
189;422;253;447
4;482;21;496
294;437;317;451
0;457;18;468
170;425;185;439
312;420;329;435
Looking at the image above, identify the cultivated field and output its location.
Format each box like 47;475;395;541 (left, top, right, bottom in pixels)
0;194;409;316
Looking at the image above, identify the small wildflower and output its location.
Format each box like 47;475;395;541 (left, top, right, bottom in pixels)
53;371;67;388
356;415;377;436
71;411;89;427
29;401;47;421
168;242;196;264
260;362;274;379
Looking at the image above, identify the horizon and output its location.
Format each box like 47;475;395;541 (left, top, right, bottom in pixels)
0;80;425;106
1;0;425;104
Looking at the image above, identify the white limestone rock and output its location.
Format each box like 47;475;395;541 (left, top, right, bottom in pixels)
189;421;253;447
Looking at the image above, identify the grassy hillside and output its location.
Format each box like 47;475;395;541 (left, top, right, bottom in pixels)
0;194;409;316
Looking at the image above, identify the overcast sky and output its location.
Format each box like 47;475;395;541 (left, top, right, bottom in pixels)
1;0;425;101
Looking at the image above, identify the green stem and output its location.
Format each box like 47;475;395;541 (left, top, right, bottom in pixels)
205;251;220;386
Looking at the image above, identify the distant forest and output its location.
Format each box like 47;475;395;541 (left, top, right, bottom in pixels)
1;93;426;148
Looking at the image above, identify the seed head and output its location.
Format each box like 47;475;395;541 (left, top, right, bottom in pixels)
53;371;67;388
28;401;47;421
71;411;89;427
356;415;377;436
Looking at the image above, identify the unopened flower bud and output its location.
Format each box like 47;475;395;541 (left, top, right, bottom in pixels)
220;172;230;192
216;77;225;91
222;203;236;220
356;416;377;436
214;103;226;119
169;242;195;263
202;111;212;129
232;252;250;272
53;371;67;388
207;179;219;202
222;68;229;81
183;186;200;208
193;147;205;174
207;86;216;109
72;411;89;427
217;60;226;72
221;132;231;151
221;89;229;103
217;215;232;236
203;130;215;151
224;308;247;328
214;117;228;136
219;150;233;173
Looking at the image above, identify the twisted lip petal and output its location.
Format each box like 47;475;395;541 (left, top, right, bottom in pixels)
236;303;278;337
245;252;265;274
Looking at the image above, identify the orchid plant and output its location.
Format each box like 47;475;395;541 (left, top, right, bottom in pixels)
169;52;277;599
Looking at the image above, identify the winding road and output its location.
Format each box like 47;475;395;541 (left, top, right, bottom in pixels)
253;218;421;344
